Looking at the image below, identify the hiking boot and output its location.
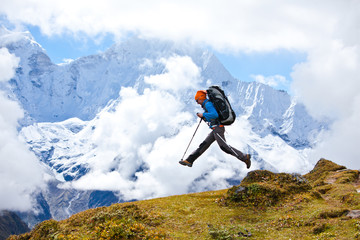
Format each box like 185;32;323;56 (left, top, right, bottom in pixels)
179;160;192;167
243;154;251;169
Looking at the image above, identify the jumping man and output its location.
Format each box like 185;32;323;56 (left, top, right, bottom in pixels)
179;90;251;168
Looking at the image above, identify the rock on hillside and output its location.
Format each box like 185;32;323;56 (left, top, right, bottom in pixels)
222;170;312;207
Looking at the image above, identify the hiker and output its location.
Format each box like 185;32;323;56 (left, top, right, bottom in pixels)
179;90;251;168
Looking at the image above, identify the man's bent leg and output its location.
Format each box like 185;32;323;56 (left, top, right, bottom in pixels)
186;132;215;164
213;126;247;161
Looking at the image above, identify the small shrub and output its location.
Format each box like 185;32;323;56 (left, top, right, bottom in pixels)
270;215;306;229
318;209;349;219
313;223;330;235
223;170;311;207
310;190;323;199
338;192;360;206
335;170;359;184
30;219;60;239
305;159;346;185
208;224;251;240
317;232;337;239
355;221;360;239
208;225;233;240
315;185;332;194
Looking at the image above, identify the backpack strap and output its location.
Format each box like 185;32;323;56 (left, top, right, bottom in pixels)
201;99;208;112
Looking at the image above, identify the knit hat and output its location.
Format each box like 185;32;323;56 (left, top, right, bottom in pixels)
195;90;207;101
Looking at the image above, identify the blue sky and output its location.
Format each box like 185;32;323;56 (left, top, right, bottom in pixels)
28;24;306;93
214;50;306;91
27;25;114;63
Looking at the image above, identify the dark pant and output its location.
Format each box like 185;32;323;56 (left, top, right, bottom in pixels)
186;126;245;164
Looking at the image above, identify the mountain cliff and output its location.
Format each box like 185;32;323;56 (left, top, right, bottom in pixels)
0;27;327;229
0;211;29;240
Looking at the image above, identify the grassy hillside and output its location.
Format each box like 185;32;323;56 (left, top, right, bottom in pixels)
9;159;360;239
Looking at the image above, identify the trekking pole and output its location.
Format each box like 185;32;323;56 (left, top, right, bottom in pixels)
181;118;203;160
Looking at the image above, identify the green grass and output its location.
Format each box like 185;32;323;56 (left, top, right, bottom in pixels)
9;159;360;239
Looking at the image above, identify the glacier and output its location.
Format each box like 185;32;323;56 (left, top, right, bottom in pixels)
0;27;327;227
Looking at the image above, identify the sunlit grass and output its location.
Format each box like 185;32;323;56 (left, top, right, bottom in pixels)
9;159;360;240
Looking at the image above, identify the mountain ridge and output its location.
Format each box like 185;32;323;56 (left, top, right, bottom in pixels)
0;211;29;240
0;27;327;229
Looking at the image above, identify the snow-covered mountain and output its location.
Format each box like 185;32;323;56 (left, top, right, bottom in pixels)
0;27;326;227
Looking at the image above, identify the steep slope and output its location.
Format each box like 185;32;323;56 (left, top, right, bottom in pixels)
1;28;227;123
0;27;324;149
0;211;29;240
234;81;327;149
1;27;327;227
9;159;360;240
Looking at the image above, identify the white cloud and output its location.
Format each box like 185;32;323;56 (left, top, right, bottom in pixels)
144;55;202;91
0;0;352;52
0;47;45;211
251;74;289;89
292;41;360;120
309;98;360;170
69;118;252;200
291;41;360;169
0;48;19;82
64;56;252;200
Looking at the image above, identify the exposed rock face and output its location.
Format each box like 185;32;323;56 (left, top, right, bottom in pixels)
347;210;360;219
0;211;30;240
